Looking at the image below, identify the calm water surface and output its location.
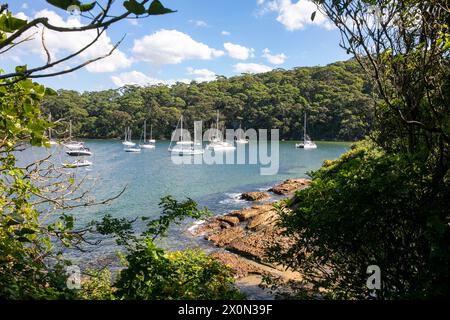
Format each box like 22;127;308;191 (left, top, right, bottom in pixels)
19;140;349;264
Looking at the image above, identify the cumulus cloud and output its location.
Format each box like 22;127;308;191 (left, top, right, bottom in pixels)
224;42;254;60
7;10;131;73
233;63;272;74
221;30;231;36
132;29;224;65
257;0;334;31
187;67;217;82
262;48;287;64
189;20;208;27
111;70;189;87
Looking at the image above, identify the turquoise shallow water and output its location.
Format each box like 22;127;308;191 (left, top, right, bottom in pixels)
18;140;350;264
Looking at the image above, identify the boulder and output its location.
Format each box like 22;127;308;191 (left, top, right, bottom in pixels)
210;251;266;278
269;178;311;195
247;209;279;231
206;226;245;247
232;204;274;221
218;215;240;226
240;191;270;201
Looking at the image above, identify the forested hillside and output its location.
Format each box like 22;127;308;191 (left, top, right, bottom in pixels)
42;59;374;141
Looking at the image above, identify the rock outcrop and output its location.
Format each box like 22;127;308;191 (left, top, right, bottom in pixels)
240;191;270;201
269;178;311;195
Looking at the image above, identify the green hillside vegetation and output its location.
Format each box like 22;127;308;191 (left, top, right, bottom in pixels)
41;59;374;141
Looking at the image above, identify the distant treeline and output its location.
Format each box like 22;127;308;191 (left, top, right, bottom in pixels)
41;59;375;141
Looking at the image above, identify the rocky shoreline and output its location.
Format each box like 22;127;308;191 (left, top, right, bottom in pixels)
189;178;311;298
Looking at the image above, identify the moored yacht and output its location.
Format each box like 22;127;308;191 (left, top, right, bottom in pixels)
168;116;204;156
206;111;236;151
296;113;317;149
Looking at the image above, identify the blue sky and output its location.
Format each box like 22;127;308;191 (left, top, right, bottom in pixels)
5;0;349;91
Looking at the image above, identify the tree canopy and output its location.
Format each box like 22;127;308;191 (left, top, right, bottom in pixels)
41;59;375;141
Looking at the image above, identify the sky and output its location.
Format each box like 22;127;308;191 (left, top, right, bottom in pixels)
4;0;350;92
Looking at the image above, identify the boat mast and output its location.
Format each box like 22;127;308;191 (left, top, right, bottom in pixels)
69;120;72;141
180;115;183;142
143;120;147;141
216;110;220;140
304;113;307;143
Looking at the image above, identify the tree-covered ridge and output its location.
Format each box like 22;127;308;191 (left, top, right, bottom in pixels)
41;59;374;141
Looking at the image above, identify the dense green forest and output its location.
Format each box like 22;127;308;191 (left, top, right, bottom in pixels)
41;59;374;141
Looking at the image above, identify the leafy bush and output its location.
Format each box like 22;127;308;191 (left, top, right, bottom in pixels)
114;243;243;300
271;141;450;299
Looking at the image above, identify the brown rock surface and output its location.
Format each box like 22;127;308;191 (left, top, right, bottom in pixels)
269;178;311;195
240;191;270;201
210;251;266;278
218;215;240;226
207;226;245;247
247;209;279;231
232;204;274;221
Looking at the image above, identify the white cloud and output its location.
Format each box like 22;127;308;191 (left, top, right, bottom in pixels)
257;0;334;31
132;29;224;65
128;19;139;26
187;67;217;82
8;10;131;73
21;3;28;9
221;30;231;36
189;20;208;27
111;71;189;87
224;42;254;60
262;48;287;64
233;63;272;74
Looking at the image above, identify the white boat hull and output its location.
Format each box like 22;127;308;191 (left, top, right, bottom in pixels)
122;141;136;147
124;147;141;152
140;144;155;149
64;142;84;149
66;150;92;156
63;160;92;168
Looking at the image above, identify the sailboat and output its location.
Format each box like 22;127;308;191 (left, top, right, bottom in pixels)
168;116;204;156
235;122;249;144
296;113;317;149
63;120;84;149
47;114;58;145
122;127;136;147
206;110;236;151
124;128;141;152
140;120;155;149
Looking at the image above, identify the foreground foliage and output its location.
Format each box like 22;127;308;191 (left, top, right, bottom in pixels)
272;141;450;299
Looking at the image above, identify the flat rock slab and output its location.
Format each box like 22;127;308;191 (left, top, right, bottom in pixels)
269;178;311;195
240;191;271;201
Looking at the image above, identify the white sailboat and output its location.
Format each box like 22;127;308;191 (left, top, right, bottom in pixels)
63;120;84;149
122;127;136;147
140;120;155;149
206;111;236;151
124;128;141;152
168;116;204;156
296;113;317;149
235;122;249;144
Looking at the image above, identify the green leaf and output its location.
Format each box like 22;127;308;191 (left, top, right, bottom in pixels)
79;2;96;12
46;0;79;11
124;0;146;15
15;65;27;73
148;0;176;15
443;41;450;51
311;11;316;22
0;14;28;32
44;87;58;96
